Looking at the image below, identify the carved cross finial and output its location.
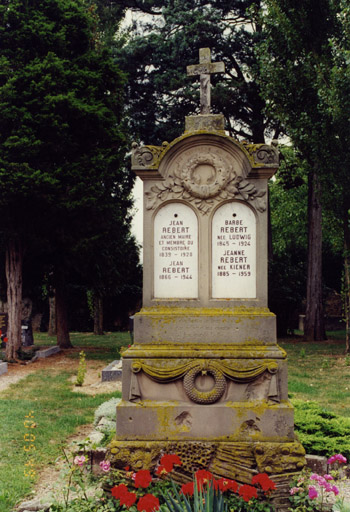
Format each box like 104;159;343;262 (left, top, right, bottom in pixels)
187;48;225;115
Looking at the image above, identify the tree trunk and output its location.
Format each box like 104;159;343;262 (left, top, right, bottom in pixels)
93;295;104;335
48;294;56;336
343;204;350;354
304;166;326;341
55;278;72;348
5;238;24;361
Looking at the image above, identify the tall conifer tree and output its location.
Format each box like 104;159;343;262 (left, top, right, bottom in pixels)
0;0;130;358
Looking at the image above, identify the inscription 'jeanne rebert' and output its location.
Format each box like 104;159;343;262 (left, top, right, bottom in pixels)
212;202;256;298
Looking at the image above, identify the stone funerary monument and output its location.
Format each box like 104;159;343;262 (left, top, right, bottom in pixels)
110;49;305;505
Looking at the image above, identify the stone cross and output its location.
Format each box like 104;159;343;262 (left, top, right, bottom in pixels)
187;48;225;115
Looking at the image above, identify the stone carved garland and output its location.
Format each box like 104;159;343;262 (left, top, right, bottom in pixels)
145;150;266;214
130;359;279;404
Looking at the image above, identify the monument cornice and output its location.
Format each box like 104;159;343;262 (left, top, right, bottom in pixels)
120;343;287;360
131;133;279;176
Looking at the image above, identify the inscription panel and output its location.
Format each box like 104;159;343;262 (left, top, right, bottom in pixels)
154;203;198;298
212;202;256;298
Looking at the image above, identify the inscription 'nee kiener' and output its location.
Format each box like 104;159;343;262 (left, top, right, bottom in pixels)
212;202;256;298
154;203;198;298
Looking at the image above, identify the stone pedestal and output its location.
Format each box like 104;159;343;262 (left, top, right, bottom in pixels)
110;115;305;508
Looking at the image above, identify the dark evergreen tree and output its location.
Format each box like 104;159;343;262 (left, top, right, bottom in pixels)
0;0;132;358
113;0;280;145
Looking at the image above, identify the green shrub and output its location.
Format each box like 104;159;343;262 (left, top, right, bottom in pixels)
293;399;350;458
75;351;87;386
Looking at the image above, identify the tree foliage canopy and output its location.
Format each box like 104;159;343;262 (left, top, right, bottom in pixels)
113;0;279;144
0;0;140;355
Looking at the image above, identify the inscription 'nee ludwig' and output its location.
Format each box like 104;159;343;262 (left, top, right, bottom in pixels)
212;202;256;299
154;203;198;298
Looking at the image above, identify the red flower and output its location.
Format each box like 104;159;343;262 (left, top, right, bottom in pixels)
124;466;130;471
251;473;276;493
156;465;168;476
180;482;195;496
195;469;213;489
120;491;137;508
111;484;128;499
137;494;160;512
134;469;152;488
160;454;182;473
216;478;239;493
3;337;7;343
239;484;258;502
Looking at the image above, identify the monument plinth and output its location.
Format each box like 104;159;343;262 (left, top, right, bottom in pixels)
110;49;305;507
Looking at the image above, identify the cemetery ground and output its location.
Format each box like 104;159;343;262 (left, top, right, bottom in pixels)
1;331;350;511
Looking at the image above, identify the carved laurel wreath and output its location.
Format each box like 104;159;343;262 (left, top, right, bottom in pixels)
145;151;266;214
181;153;231;200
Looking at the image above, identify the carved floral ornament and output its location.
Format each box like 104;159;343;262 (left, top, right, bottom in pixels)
129;359;279;405
144;149;267;215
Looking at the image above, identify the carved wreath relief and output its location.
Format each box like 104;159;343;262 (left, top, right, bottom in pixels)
145;148;267;214
130;359;280;405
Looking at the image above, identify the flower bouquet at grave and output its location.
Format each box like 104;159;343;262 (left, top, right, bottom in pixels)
289;453;347;512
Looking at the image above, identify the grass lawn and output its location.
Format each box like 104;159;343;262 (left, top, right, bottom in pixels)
0;332;128;512
0;330;348;511
33;331;132;362
280;331;350;416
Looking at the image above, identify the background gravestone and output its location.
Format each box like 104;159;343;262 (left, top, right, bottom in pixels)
110;49;305;507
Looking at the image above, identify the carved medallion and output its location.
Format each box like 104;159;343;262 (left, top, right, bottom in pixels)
181;152;232;199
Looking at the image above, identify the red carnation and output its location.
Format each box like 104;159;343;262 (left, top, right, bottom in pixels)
180;481;195;496
134;469;152;488
251;473;276;493
160;454;182;473
239;484;258;502
137;493;160;512
111;484;128;499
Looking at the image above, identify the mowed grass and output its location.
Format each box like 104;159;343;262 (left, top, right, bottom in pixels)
33;331;132;362
0;332;125;512
280;331;350;417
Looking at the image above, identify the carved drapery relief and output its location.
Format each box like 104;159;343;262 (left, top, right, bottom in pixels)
130;359;279;404
144;148;266;214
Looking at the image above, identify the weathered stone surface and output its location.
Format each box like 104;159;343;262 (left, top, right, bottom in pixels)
36;346;61;359
116;400;295;442
133;307;277;345
102;360;122;381
0;361;8;376
185;114;225;133
16;499;51;512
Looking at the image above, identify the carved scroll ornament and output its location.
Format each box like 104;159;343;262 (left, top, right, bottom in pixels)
130;359;279;405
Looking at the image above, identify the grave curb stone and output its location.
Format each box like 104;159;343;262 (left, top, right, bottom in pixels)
36;346;61;359
0;361;8;376
101;360;122;382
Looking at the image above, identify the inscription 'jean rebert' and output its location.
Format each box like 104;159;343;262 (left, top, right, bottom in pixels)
154;203;198;298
